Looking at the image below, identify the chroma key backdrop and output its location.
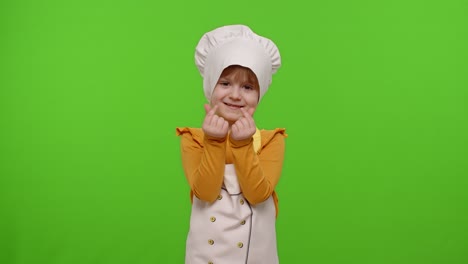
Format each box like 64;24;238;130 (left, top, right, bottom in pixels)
1;0;467;263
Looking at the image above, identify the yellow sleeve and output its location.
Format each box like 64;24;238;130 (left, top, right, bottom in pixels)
229;129;286;205
176;127;226;203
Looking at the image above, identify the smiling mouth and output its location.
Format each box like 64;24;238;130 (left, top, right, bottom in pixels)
224;103;243;109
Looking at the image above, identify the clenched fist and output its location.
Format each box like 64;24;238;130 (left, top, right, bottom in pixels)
202;104;229;139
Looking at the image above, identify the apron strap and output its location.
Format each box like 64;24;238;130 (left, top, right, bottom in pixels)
253;127;261;153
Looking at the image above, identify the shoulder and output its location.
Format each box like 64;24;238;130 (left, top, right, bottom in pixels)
259;128;287;147
176;127;204;146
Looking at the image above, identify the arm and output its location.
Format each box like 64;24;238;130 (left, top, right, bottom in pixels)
177;104;230;203
178;129;227;203
230;131;286;204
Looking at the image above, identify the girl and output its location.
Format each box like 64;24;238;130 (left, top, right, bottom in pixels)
176;25;286;264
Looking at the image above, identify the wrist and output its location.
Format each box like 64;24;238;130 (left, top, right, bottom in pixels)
205;133;227;142
229;135;252;147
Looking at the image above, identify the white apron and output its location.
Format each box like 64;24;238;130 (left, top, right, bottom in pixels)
185;164;278;264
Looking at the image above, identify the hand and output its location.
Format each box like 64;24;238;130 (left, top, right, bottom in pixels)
202;104;229;139
230;107;256;141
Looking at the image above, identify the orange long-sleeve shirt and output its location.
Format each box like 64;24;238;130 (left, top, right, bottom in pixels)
176;127;287;216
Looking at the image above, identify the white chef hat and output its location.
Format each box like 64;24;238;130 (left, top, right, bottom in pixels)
195;25;281;102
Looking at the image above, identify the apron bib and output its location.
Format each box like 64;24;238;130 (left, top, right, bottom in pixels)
185;164;278;264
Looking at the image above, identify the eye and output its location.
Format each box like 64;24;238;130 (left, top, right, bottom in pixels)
243;85;254;90
219;81;230;86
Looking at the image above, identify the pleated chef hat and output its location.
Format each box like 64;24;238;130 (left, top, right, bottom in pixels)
195;25;281;102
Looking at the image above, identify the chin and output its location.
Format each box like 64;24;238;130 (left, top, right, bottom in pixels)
221;113;241;123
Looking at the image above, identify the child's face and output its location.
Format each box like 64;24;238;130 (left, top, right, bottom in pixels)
210;66;259;124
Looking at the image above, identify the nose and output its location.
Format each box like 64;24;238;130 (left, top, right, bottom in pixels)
229;86;241;99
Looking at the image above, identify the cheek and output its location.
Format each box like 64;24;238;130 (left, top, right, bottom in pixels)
211;87;228;101
246;93;259;107
210;91;222;104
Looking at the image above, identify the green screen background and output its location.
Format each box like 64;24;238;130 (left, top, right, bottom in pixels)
1;0;467;263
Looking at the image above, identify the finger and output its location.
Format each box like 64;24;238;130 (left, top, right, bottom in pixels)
247;108;256;126
222;120;229;132
203;113;212;127
240;109;255;127
247;107;255;116
231;119;245;134
204;104;211;114
240;107;249;117
240;107;255;125
216;117;226;128
238;117;250;128
240;107;255;117
210;115;219;126
205;104;218;117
